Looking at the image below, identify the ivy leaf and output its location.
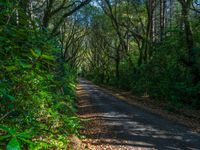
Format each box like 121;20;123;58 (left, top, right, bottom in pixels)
6;137;21;150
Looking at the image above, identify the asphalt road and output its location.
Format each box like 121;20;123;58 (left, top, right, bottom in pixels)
77;79;200;150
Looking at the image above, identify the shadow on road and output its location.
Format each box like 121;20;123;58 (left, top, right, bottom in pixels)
77;79;200;150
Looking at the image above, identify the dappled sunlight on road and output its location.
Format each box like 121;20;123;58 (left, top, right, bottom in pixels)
77;79;200;150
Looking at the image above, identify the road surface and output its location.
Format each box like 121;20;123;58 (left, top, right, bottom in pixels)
77;79;200;150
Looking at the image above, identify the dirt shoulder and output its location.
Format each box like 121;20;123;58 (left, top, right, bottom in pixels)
94;84;200;133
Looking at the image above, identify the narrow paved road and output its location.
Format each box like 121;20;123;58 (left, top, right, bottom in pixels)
77;79;200;150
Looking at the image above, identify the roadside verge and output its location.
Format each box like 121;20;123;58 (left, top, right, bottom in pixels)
88;81;200;133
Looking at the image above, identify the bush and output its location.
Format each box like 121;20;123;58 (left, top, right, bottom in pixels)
0;2;79;149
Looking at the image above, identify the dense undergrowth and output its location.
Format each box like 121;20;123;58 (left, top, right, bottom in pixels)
85;49;200;110
0;2;79;149
84;32;200;110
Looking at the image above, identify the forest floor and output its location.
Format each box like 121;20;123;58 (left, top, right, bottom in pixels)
77;79;200;150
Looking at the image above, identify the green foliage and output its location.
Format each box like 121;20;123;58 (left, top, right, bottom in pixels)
84;24;200;110
0;125;33;150
7;137;21;150
129;35;200;109
0;2;79;149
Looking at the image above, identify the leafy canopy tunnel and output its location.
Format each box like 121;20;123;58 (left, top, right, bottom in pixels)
0;0;200;149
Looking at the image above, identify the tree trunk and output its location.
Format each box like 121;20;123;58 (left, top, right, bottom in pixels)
145;0;155;63
160;0;166;41
115;47;120;82
178;0;199;83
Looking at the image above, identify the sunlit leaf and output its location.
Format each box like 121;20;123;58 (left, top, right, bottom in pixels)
31;49;40;58
41;54;55;61
6;137;21;150
5;66;17;72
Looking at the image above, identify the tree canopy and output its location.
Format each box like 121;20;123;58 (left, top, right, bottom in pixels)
0;0;200;149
